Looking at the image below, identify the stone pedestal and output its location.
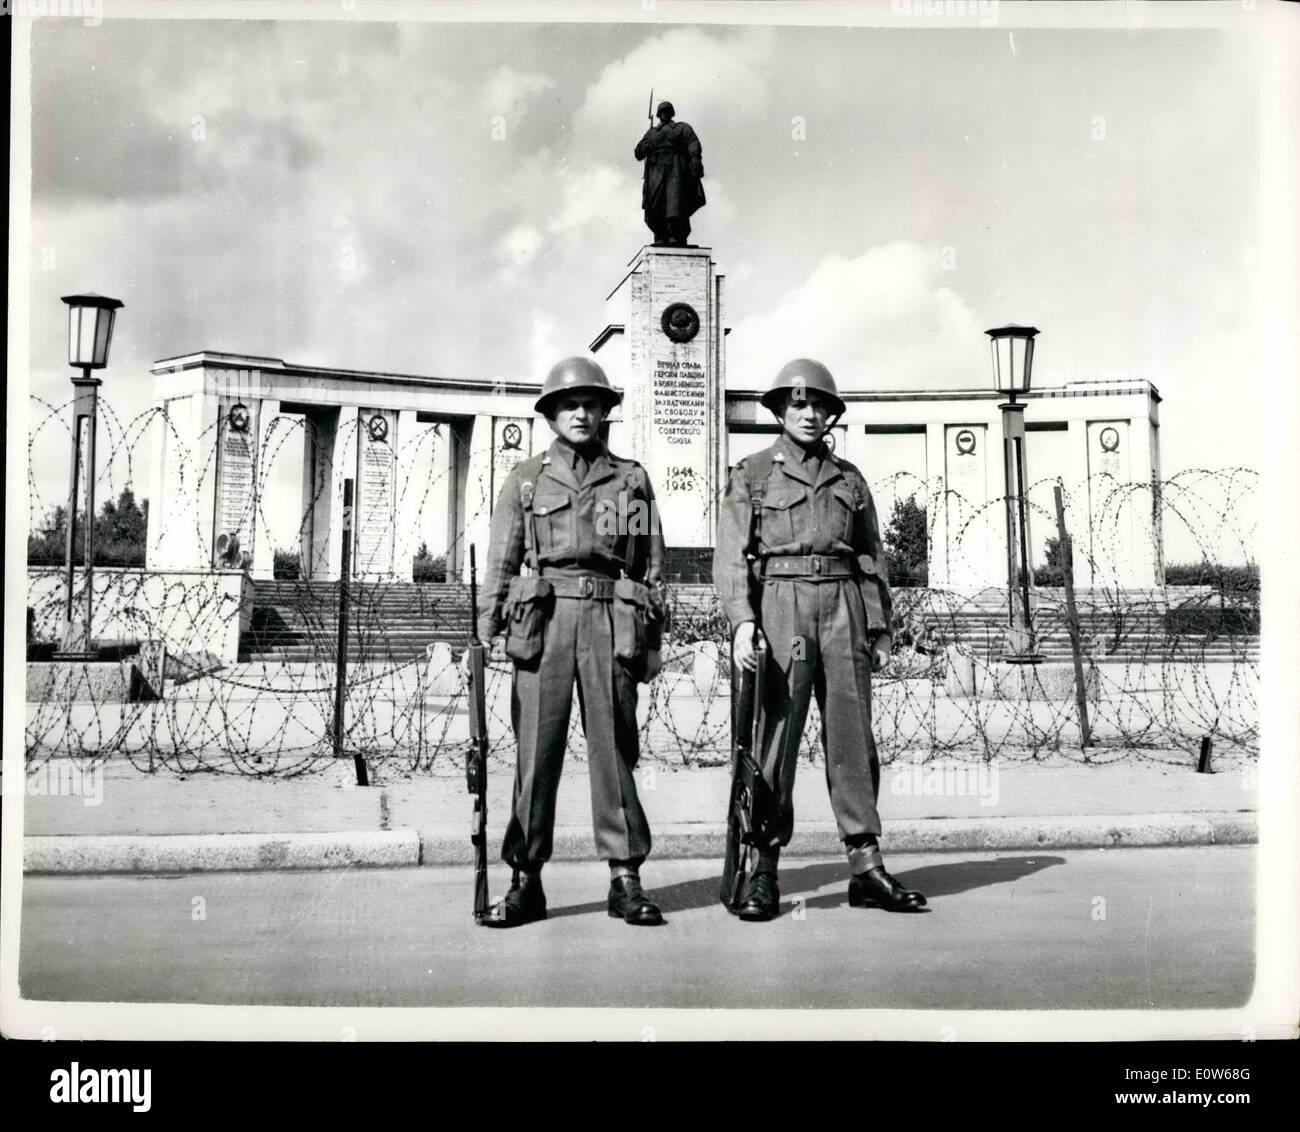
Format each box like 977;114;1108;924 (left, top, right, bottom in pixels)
593;245;726;551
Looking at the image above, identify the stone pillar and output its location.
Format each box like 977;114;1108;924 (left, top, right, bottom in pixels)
459;415;497;583
943;422;995;590
354;407;399;579
301;406;340;581
924;423;947;587
193;390;222;572
595;245;725;551
1085;419;1138;587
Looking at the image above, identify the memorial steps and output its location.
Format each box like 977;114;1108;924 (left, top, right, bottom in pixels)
240;581;1257;666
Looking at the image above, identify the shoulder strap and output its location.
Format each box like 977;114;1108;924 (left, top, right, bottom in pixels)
518;476;538;574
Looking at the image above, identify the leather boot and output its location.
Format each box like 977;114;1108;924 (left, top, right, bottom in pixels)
608;874;664;926
482;869;547;928
737;870;780;922
848;866;927;912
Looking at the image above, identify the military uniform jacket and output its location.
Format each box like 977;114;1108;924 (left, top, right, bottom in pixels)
713;433;893;637
478;440;668;646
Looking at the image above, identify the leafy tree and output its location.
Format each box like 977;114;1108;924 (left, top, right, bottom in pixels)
27;489;149;567
883;494;928;587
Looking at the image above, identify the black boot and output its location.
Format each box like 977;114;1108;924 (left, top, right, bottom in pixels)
848;866;927;912
737;870;780;922
608;874;664;926
482;868;547;928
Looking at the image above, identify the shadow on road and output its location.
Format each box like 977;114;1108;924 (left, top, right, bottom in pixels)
547;855;1066;920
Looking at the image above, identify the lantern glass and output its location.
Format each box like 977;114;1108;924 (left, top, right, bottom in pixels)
63;294;123;369
986;326;1038;395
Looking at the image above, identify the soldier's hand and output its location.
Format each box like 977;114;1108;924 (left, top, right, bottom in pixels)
870;634;892;674
490;636;506;662
733;621;761;673
644;649;663;681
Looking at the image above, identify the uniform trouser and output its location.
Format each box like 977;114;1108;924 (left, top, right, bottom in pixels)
502;594;652;869
755;577;883;856
644;209;691;244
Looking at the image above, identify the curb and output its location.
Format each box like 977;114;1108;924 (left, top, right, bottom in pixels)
22;813;1255;874
23;831;421;874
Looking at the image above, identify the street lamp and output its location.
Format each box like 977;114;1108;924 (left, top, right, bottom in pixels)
54;292;123;660
986;324;1040;663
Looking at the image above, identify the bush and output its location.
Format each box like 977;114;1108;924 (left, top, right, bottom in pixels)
273;549;300;580
412;542;447;583
1163;561;1259;596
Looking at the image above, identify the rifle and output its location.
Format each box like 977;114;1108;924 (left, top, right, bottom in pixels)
466;544;490;922
720;625;774;910
648;88;654;126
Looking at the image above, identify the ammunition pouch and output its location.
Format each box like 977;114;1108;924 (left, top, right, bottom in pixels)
503;576;554;665
612;577;651;671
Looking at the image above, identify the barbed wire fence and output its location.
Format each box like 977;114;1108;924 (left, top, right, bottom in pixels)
24;394;1259;778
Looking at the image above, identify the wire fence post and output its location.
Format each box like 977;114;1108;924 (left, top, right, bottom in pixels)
334;478;367;786
1054;482;1093;748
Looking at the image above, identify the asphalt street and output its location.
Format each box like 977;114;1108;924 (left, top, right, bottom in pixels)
19;846;1254;1012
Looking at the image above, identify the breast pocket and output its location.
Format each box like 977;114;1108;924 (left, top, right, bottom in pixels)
533;494;575;557
827;485;860;544
760;490;804;549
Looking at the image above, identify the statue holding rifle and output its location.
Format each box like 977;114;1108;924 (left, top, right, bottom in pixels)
635;97;706;247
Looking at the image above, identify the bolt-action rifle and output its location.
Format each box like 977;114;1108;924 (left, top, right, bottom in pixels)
466;544;490;922
720;625;774;909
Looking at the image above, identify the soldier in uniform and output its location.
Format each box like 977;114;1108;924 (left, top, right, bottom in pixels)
473;356;668;928
713;359;928;921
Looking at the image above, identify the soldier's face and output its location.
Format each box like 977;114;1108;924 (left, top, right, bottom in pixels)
779;390;831;445
548;393;607;444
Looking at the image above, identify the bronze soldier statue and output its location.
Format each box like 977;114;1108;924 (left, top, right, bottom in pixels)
635;100;706;247
472;356;669;928
713;359;929;921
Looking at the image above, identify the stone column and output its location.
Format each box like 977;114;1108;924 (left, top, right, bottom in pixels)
354;407;399;579
595;245;724;552
944;422;995;590
924;423;947;588
459;415;497;582
300;406;340;581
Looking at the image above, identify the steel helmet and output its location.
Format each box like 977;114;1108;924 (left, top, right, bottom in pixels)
534;356;622;416
761;358;846;418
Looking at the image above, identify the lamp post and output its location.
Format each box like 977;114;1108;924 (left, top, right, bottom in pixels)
54;292;123;660
986;323;1041;663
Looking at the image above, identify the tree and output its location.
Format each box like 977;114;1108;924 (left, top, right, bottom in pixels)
883;494;928;587
1033;534;1070;586
27;489;149;567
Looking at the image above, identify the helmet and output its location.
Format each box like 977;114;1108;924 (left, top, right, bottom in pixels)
761;358;846;418
656;100;675;120
534;356;622;416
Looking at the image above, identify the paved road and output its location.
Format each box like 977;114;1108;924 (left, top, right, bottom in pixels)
19;847;1254;1012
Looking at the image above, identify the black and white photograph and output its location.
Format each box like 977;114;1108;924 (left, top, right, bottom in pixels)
3;0;1298;1063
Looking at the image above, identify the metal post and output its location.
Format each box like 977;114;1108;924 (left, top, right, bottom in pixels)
58;369;102;657
334;478;367;785
82;373;98;652
1054;483;1092;748
1014;433;1034;635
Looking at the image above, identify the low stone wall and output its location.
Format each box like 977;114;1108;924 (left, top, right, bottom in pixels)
27;568;253;664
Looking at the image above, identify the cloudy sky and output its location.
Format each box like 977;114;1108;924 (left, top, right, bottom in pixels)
21;9;1264;557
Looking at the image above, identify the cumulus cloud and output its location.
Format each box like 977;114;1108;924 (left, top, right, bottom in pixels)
483;65;556;124
497;224;545;284
726;242;985;391
571;26;776;154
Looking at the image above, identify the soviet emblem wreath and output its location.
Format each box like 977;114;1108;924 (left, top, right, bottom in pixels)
661;302;700;343
227;403;251;433
367;414;389;443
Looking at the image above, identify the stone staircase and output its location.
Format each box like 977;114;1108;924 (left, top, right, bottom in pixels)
239;580;1259;666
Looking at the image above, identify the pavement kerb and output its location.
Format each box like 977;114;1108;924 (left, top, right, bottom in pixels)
22;812;1255;874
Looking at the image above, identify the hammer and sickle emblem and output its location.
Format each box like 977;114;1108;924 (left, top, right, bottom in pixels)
955;429;977;455
501;423;522;450
227;403;250;433
1099;426;1120;453
367;414;389;443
